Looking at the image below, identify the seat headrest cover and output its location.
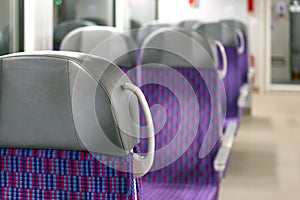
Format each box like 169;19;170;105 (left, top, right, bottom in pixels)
220;20;248;36
0;51;140;156
81;17;107;26
137;22;172;46
177;20;202;29
54;20;96;45
61;26;137;68
197;23;239;47
140;28;217;69
0;27;9;56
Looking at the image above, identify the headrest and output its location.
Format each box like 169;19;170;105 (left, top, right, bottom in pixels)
194;30;219;66
197;23;239;47
140;28;217;69
61;26;137;68
131;19;142;29
220;20;248;36
81;17;107;26
137;21;172;46
0;51;140;156
54;20;96;46
177;20;202;29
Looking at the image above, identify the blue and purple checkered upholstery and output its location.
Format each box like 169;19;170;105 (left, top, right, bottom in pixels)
139;67;222;200
0;148;139;200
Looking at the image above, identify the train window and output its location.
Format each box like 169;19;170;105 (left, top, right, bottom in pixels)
0;0;23;55
53;0;115;49
129;0;157;29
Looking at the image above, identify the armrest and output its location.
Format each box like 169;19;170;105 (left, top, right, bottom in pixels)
214;146;231;173
222;121;238;148
238;83;250;108
213;121;238;177
248;67;255;81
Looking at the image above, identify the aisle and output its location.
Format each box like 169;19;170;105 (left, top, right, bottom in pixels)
219;92;300;200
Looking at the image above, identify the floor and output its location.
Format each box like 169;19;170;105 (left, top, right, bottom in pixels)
219;92;300;200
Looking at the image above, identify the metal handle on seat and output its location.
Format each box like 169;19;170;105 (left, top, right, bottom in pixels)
236;29;245;55
122;83;155;178
215;40;228;79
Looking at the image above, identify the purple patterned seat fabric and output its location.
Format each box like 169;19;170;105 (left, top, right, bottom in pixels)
0;148;139;200
218;47;241;122
143;183;218;200
239;36;249;85
139;67;222;200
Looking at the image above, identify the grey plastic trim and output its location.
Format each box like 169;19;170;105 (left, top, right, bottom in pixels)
236;29;245;54
238;83;251;108
222;121;238;148
122;83;155;178
214;147;231;173
213;121;238;175
215;40;228;79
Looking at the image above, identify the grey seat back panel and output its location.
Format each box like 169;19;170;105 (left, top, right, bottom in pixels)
0;57;83;150
197;23;238;47
220;20;248;36
177;20;202;29
137;21;171;46
141;28;217;69
0;51;140;156
61;26;137;68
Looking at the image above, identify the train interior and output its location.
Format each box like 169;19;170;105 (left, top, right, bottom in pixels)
0;0;300;199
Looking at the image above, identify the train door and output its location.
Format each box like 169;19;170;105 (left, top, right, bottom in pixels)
268;0;300;91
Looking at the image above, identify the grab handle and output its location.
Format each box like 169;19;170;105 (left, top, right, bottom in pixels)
122;83;155;178
236;29;245;55
215;40;228;79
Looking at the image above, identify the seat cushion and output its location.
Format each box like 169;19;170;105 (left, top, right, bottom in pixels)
143;183;218;200
0;148;137;200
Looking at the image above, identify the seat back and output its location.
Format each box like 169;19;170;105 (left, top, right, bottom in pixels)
54;20;96;50
140;28;224;185
81;17;107;26
221;20;249;84
197;23;241;120
0;51;143;199
60;26;138;83
136;21;171;47
177;20;202;29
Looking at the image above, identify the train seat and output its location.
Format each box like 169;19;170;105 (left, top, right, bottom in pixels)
197;23;243;128
139;28;229;200
221;20;249;85
54;20;96;50
60;26;138;83
220;20;251;113
0;51;155;200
